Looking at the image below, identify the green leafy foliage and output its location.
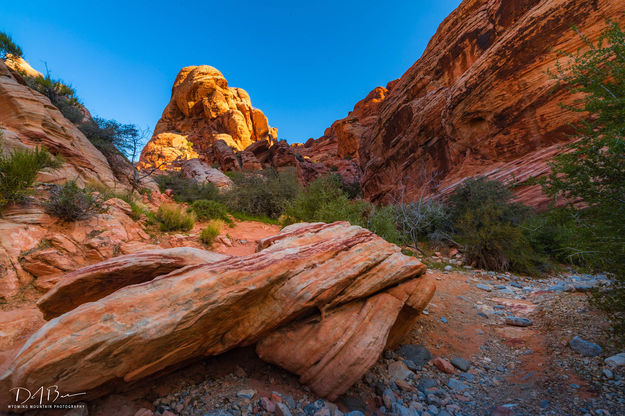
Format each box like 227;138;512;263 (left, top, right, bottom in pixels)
25;75;84;123
449;177;539;273
230;211;280;225
0;141;61;209
44;181;105;222
285;174;400;243
191;199;232;224
155;172;220;203
155;204;196;232
544;21;625;342
78;117;145;161
129;200;150;221
0;31;22;60
366;205;402;245
224;168;300;219
285;175;367;225
200;221;222;247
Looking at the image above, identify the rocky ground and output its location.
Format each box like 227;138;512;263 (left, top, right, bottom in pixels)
59;262;623;416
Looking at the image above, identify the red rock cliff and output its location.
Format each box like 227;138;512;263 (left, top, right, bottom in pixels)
331;0;624;209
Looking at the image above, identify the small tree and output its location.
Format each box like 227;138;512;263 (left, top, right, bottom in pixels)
79;117;146;159
544;21;625;342
0;31;22;61
392;168;452;252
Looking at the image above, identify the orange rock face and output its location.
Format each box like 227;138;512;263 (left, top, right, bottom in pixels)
0;222;431;404
139;66;277;170
322;0;624;208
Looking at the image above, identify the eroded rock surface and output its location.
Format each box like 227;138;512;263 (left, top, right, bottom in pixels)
37;248;230;320
0;222;431;404
257;274;435;400
139;66;277;170
321;0;625;209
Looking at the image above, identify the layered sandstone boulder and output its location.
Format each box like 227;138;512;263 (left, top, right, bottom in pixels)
321;0;624;209
37;248;230;320
257;273;435;400
0;222;432;404
139;66;277;170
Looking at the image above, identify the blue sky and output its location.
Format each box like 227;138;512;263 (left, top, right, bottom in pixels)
2;0;461;143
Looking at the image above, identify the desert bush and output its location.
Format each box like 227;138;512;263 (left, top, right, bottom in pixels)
366;205;402;245
286;174;368;225
191;199;232;224
341;180;363;199
284;174;402;243
155;172;220;203
0;143;61;209
78;117;145;161
44;180;105;222
448;177;538;273
25;75;84;123
129;200;150;221
224;168;300;219
155;204;195;232
523;208;580;265
199;221;223;247
0;31;22;61
396;199;453;249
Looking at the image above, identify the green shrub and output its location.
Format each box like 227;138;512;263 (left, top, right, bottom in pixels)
78;117;144;160
44;181;105;222
200;221;222;247
25;75;84;123
448;177;529;226
224;168;300;219
342;180;363;199
366;205;402;244
232;211;281;225
286;174;369;225
523;208;580;265
455;204;537;273
0;143;61;208
284;174;406;243
129;200;150;221
0;32;22;60
191;199;232;224
449;177;539;273
155;172;220;203
155;204;195;232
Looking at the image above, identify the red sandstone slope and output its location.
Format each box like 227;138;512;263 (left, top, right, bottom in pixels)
328;0;624;209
